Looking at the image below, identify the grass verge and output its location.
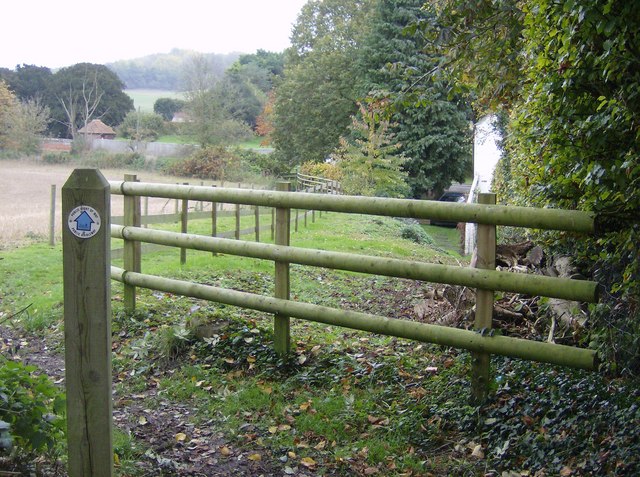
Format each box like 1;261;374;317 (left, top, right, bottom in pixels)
1;212;638;476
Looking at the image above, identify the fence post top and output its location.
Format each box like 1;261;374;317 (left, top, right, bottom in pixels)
63;168;109;190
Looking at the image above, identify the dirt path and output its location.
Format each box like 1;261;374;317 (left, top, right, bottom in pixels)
0;324;295;476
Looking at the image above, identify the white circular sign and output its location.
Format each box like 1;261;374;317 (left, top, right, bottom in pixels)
68;205;101;238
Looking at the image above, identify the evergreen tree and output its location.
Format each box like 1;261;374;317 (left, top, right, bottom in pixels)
358;0;472;197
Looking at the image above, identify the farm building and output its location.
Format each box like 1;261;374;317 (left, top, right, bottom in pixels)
77;119;116;139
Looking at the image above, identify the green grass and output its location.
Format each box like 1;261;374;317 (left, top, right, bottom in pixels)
125;89;184;113
4;203;635;476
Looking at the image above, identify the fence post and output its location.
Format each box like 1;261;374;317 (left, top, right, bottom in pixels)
62;169;113;477
174;183;179;215
211;185;218;255
181;183;188;264
471;192;497;404
49;184;56;246
235;203;241;240
271;208;275;241
123;174;141;312
143;196;149;228
274;182;291;355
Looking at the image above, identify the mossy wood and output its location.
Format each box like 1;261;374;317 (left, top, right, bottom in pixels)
110;225;598;303
111;267;596;370
109;181;596;233
471;193;497;404
123;174;140;311
274;182;291;355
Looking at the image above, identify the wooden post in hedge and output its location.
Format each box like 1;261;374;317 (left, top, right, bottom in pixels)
471;192;497;404
62;169;113;477
274;182;291;355
123;174;141;312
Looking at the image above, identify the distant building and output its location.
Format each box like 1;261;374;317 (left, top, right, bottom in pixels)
171;111;191;123
78;119;116;139
464;115;503;255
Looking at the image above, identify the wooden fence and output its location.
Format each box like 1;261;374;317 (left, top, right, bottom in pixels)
50;173;336;247
62;169;599;477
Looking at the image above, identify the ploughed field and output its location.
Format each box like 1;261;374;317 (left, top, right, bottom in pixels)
0;160;210;248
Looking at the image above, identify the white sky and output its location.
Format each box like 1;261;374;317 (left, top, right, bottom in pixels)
0;0;308;69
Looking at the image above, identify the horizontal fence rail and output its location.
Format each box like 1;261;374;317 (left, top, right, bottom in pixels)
111;267;596;370
111;224;599;303
64;170;601;475
109;181;596;233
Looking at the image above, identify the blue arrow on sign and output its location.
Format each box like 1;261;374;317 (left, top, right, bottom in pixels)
74;211;95;232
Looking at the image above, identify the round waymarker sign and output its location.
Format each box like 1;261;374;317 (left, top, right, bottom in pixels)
68;205;101;238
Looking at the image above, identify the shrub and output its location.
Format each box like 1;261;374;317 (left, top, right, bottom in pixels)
166;146;235;180
400;220;434;245
0;358;65;458
41;152;70;164
299;161;344;182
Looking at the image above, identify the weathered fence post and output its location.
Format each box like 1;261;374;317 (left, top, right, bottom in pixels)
181;183;188;265
274;182;291;355
235;203;241;240
123;174;141;311
211;185;218;256
271;207;275;241
49;184;56;246
62;169;113;477
143;196;149;228
471;192;497;404
174;183;179;214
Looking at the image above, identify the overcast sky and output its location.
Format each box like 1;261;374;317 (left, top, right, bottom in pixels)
1;0;308;69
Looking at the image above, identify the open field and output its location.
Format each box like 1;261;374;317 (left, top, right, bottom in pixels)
125;89;185;113
0;159;228;248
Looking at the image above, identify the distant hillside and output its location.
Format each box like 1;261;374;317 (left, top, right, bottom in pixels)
108;49;241;90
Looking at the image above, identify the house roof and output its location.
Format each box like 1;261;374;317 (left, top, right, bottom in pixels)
78;119;116;135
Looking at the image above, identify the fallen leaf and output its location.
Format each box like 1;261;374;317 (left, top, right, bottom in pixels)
247;356;256;363
248;453;262;461
219;446;232;456
175;432;187;442
560;467;573;476
300;457;317;468
364;467;379;475
138;416;148;425
471;444;484;459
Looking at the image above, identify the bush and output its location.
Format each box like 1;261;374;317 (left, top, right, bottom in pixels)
400;220;434;245
83;151;146;170
0;358;65;458
299;161;344;182
41;152;70;164
166;146;234;180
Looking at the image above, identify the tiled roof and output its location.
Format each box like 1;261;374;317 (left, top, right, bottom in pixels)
78;119;115;135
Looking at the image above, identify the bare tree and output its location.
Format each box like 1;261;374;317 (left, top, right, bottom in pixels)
56;68;105;140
